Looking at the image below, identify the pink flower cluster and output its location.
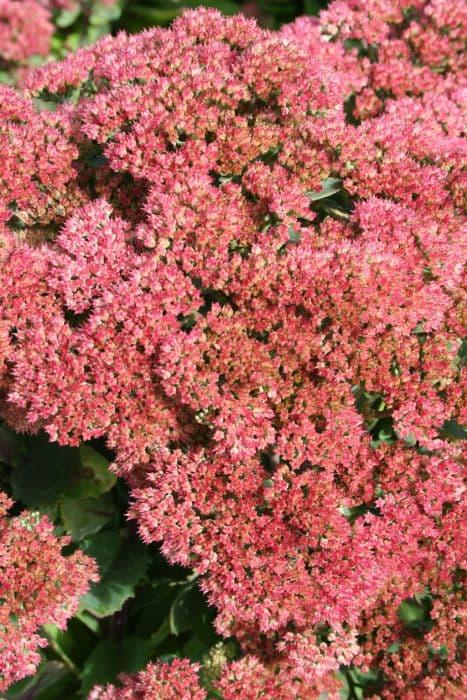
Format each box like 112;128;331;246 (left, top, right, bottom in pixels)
0;0;54;62
0;5;465;696
88;656;344;699
281;0;466;120
89;659;206;700
0;492;98;691
0;0;117;64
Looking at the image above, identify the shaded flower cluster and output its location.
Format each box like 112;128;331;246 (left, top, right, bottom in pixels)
0;492;98;691
0;6;465;696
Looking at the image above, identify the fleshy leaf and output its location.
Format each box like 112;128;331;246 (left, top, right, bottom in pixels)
308;177;343;201
79;536;149;617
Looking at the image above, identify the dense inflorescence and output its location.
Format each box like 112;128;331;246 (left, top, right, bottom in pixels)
88;659;207;700
0;4;465;696
87;655;345;699
0;0;59;63
0;492;98;691
0;0;117;66
281;0;467;121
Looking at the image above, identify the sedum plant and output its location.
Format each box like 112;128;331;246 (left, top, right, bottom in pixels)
0;0;121;83
0;492;97;691
281;0;467;122
0;3;465;697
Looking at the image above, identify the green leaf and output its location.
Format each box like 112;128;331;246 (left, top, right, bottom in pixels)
89;3;122;26
318;201;351;220
80;637;153;695
403;432;417;447
169;579;217;643
61;492;114;541
81;529;122;576
338;667;385;699
308;177;343;201
0;70;15;86
456;338;467;367
288;225;301;243
10;436;82;507
87;153;108;169
79;536;149;617
429;644;448;660
369;416;396;447
337;671;350;700
412;321;426;335
441;419;467;440
414;590;432;606
55;6;82;28
42;620;95;673
4;661;75;700
60;30;81;53
182;633;213;661
75;610;100;635
10;436;115;509
340;503;372;525
398;598;428;626
78;444;116;496
86;24;111;43
129;579;180;637
149;617;172;650
170;580;198;635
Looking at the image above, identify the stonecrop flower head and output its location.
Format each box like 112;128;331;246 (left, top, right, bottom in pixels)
281;0;467;120
87;655;346;700
0;0;118;67
0;492;98;691
0;6;465;697
88;659;207;700
0;0;54;63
